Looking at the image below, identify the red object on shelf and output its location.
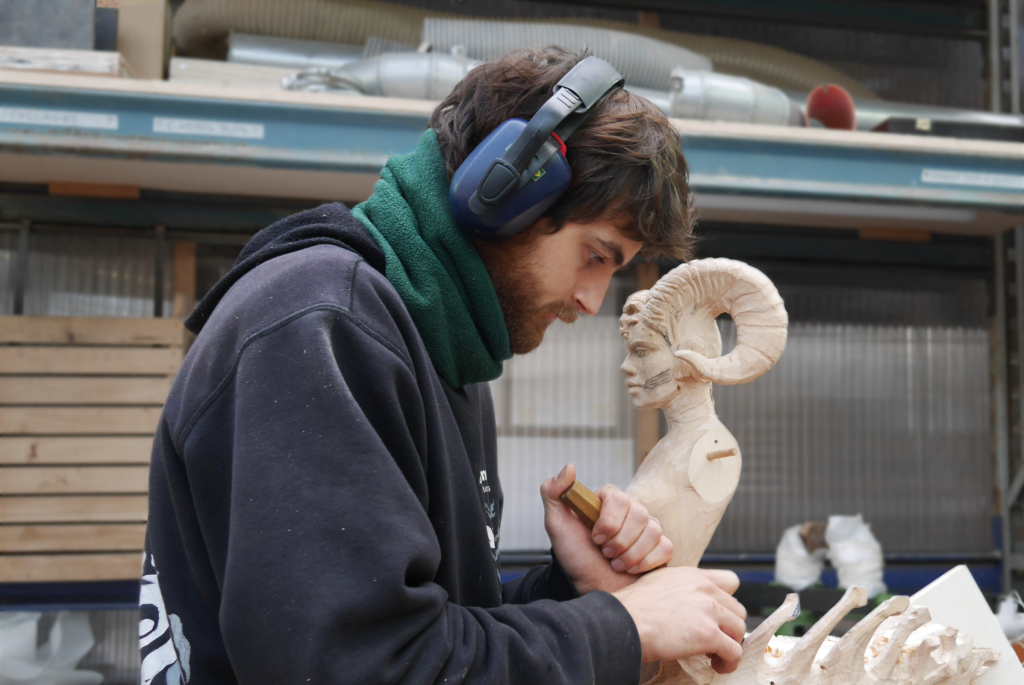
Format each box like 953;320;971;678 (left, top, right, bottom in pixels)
806;84;857;130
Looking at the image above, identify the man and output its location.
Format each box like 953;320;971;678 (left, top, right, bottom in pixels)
140;48;747;684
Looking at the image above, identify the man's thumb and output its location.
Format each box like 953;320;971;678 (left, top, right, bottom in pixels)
541;463;577;506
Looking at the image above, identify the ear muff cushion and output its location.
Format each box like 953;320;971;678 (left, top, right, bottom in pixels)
449;119;572;241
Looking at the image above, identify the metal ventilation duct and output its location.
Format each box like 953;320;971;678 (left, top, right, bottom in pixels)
422;18;712;92
172;0;876;98
665;69;805;126
283;51;480;100
228;32;363;69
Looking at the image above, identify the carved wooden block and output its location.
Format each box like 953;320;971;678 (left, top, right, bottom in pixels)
644;587;998;685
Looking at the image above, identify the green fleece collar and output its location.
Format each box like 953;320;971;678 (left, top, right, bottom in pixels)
352;129;512;389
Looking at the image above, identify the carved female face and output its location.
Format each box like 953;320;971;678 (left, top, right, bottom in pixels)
620;320;680;409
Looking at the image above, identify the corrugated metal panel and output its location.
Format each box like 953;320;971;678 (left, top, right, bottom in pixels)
711;320;992;554
494;312;634;551
79;609;140;684
497;437;634;550
774;267;989;328
495;265;992;556
196;243;243;300
35;609;139;684
22;233;172;318
0;231;16;315
505;316;628;430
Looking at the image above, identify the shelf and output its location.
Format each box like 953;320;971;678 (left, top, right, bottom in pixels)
1;70;1021;234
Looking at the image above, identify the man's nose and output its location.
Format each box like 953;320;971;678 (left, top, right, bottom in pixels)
573;277;611;317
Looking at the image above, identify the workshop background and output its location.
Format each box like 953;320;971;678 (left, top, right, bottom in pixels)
0;0;1021;681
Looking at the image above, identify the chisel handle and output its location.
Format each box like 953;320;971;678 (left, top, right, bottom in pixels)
559;480;602;529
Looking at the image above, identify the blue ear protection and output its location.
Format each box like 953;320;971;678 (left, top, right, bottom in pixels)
448;56;625;241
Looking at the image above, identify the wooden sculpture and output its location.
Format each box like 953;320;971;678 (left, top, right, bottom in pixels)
619;258;788;566
642;586;999;685
619;259;998;684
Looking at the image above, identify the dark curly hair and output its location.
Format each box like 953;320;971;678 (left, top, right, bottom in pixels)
430;47;695;261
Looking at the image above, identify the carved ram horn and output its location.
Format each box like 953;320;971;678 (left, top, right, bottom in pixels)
643;258;788;385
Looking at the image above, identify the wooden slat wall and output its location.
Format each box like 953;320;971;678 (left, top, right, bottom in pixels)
0;316;182;582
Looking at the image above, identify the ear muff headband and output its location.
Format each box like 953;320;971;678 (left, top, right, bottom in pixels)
467;56;625;220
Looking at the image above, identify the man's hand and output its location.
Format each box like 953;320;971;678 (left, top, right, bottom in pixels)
612;567;747;672
541;464;673;595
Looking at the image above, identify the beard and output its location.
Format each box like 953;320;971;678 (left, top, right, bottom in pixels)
473;232;578;355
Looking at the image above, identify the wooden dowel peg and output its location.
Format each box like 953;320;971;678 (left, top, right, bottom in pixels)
707;447;737;461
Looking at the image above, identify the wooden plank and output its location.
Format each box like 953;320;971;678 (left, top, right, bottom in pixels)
0;346;182;375
637;12;661;29
858;227;933;242
0;407;161;435
0;67;439;118
0;553;143;582
0;437;153;465
172;241;197;319
106;0;168;80
0;46;128;78
49;181;140;199
0;523;146;552
0;316;183;346
170;57;296;90
0;466;149;495
0;495;148;523
0;376;172;405
3;150;380;207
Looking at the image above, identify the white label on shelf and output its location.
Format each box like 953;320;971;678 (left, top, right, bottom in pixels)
0;107;118;130
921;168;1024;190
153;117;265;139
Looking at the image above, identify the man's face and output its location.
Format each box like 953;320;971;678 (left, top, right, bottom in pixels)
476;218;643;354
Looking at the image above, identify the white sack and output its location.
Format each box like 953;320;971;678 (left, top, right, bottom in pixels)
996;594;1024;643
0;611;102;685
825;514;887;598
774;524;826;591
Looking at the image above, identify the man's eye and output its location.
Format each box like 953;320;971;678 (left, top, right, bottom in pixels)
636;349;646;358
589;250;605;264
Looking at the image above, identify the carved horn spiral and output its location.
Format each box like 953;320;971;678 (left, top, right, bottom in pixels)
644;258;788;385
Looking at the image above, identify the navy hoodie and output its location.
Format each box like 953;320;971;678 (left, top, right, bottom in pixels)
140;203;642;684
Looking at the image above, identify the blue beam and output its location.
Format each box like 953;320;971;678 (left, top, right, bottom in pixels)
0;84;427;173
1;79;1021;213
683;136;1023;212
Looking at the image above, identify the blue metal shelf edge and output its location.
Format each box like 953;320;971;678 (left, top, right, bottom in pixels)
2;71;1021;213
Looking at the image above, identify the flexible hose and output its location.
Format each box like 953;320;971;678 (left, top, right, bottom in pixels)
172;0;875;98
566;18;877;100
421;19;710;92
173;0;430;58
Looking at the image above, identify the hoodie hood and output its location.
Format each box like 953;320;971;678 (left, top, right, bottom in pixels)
185;203;384;334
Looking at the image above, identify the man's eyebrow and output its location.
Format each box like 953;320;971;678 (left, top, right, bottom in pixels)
588;233;625;268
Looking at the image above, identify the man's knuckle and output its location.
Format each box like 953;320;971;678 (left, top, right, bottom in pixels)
622;547;645;564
